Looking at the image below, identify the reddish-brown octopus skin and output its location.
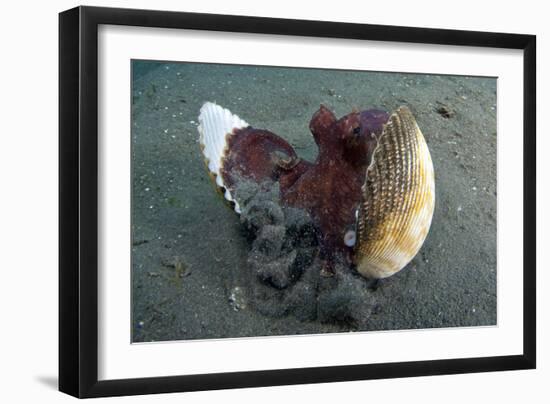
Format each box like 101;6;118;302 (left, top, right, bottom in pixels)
221;127;312;189
220;105;389;274
281;106;388;271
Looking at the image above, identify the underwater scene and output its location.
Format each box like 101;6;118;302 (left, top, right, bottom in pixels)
131;60;497;342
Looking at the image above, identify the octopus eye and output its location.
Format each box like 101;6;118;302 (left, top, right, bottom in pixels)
352;126;361;135
344;230;356;247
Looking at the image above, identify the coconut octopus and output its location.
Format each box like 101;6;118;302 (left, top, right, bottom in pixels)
198;102;435;279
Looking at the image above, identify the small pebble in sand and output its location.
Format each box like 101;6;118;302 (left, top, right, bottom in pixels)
436;105;455;118
228;286;247;311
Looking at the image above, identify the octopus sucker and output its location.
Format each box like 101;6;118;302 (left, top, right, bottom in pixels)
198;102;434;280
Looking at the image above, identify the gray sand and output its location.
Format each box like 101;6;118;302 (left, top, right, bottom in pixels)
131;61;497;342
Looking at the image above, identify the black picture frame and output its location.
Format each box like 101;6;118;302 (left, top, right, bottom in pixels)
59;5;536;398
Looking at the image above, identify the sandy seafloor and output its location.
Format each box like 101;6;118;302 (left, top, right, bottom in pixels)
131;60;497;342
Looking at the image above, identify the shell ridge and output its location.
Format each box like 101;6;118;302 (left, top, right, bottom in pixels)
388;109;426;267
378;112;408;263
198;102;248;213
378;111;414;265
387;109;421;262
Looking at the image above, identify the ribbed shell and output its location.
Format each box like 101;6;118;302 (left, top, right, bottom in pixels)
355;106;435;279
198;102;249;213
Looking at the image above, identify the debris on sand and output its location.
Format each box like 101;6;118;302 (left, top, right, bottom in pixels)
232;179;376;328
436;103;455;118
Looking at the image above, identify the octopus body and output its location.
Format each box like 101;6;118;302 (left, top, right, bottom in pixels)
198;102;434;279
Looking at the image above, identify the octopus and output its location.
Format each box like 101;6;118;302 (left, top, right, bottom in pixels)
198;102;435;279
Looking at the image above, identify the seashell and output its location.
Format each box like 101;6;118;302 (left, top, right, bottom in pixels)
354;106;435;279
198;102;249;213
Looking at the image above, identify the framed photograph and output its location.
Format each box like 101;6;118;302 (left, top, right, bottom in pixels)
59;6;536;398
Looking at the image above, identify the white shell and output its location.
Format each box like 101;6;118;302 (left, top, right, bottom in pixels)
198;102;249;213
